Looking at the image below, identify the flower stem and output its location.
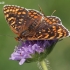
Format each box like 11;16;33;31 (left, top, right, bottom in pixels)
37;59;49;70
40;60;48;70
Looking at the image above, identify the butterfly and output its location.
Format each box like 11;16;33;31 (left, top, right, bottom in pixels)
3;5;70;41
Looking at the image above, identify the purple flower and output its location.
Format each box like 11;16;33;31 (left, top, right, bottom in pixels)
9;40;58;65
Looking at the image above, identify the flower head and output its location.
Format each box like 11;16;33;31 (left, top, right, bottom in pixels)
9;40;58;65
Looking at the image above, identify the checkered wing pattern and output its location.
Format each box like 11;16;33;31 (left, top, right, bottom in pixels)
3;5;29;35
35;22;69;40
3;5;70;40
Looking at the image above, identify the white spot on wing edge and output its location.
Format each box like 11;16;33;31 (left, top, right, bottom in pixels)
3;4;25;9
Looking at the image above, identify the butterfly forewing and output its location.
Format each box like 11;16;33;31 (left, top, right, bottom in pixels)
3;5;43;36
3;5;70;41
3;5;29;35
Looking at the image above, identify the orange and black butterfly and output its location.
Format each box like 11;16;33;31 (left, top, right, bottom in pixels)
3;5;70;41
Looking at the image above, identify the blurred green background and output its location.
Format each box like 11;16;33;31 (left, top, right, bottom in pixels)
0;0;70;70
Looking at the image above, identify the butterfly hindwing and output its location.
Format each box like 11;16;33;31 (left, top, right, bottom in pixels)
35;23;69;40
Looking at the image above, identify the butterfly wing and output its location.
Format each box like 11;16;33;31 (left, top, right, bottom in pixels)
3;5;29;35
33;16;70;40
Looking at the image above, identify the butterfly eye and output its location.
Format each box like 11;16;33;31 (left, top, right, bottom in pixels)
15;36;21;41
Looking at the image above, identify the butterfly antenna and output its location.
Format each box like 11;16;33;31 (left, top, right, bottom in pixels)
51;10;56;16
38;4;45;16
0;34;14;38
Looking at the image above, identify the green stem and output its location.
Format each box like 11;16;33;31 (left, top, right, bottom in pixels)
40;60;48;70
37;59;49;70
